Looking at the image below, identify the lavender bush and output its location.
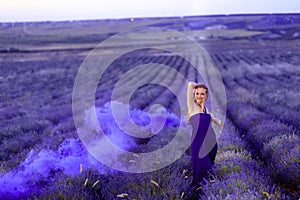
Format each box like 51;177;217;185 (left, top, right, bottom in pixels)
263;134;300;191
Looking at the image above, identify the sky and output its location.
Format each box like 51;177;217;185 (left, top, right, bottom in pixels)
1;0;300;22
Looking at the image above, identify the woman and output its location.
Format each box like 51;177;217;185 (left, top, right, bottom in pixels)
187;82;222;185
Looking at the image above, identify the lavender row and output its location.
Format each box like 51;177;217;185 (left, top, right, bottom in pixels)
226;87;300;194
230;73;300;130
211;46;300;194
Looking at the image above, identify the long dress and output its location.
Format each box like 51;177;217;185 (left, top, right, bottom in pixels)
190;107;218;184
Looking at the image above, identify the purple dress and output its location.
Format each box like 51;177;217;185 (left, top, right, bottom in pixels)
190;107;218;184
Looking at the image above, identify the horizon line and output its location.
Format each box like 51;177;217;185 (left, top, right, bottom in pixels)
1;12;300;23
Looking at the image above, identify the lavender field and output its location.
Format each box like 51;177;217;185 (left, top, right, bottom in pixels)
0;14;300;199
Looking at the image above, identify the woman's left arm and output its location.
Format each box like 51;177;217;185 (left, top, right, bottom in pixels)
211;115;222;127
206;108;222;127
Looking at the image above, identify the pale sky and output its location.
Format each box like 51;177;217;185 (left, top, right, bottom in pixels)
1;0;299;22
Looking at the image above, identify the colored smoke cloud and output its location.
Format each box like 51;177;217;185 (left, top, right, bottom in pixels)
0;101;183;199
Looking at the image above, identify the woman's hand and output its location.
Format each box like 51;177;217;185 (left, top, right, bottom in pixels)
211;116;222;127
189;82;198;89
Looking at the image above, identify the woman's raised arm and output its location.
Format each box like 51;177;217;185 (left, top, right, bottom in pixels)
187;82;196;107
187;82;197;120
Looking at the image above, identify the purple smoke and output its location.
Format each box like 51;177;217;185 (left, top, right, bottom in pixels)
0;101;183;199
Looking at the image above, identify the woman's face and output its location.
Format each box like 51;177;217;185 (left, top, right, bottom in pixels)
194;88;207;105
